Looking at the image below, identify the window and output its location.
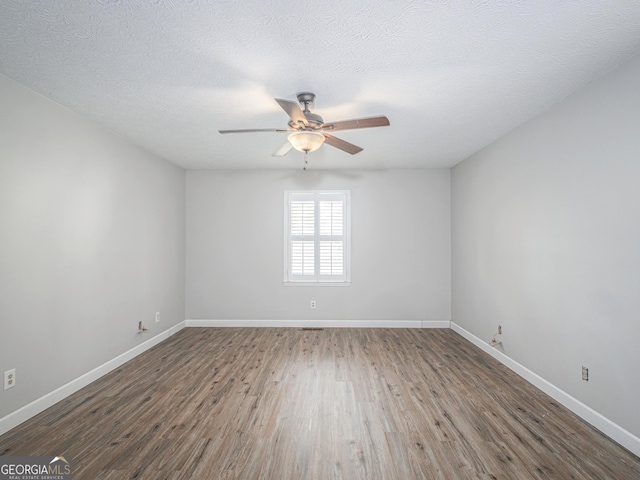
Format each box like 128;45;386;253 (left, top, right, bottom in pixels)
284;190;351;285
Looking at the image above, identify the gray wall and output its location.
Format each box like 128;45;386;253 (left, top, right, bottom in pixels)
0;75;186;419
186;169;451;322
451;54;640;437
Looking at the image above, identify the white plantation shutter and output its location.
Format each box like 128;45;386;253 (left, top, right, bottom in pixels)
291;241;315;276
285;191;350;284
319;200;344;276
290;196;315;276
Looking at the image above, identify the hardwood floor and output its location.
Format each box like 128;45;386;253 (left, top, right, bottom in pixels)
1;328;638;479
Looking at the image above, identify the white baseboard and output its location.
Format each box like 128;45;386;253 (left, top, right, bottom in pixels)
421;320;451;328
450;322;640;457
0;321;186;437
185;319;451;328
4;319;637;459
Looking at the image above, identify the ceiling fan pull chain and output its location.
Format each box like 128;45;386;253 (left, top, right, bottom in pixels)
303;151;308;170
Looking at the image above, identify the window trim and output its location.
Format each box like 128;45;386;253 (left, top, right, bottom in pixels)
283;190;351;286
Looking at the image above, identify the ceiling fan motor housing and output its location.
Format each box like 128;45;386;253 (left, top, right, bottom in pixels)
303;112;324;128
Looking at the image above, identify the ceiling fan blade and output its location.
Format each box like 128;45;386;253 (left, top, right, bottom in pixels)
219;128;288;134
323;134;363;155
272;141;294;157
321;116;390;132
275;98;308;127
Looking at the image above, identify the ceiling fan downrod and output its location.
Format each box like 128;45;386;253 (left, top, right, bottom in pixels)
297;92;315;113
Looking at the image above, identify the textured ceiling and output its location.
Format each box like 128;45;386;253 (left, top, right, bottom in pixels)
1;1;640;169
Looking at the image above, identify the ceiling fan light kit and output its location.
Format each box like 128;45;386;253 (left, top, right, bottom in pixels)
219;92;390;169
288;131;325;153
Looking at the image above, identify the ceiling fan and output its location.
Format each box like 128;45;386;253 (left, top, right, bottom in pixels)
219;92;390;167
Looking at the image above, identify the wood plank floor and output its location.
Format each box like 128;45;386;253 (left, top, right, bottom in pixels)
1;328;639;479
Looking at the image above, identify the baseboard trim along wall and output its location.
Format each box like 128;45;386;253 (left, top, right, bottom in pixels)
3;319;638;458
0;321;186;437
450;322;640;458
185;319;452;328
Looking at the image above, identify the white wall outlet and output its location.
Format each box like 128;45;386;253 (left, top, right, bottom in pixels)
310;300;316;309
4;369;16;390
582;366;589;382
155;312;160;323
498;325;502;335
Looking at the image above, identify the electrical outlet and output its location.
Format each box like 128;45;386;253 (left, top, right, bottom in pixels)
310;300;316;309
155;312;160;323
498;325;502;335
4;369;16;390
582;366;589;382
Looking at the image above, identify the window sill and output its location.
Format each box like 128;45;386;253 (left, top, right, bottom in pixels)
283;282;351;287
